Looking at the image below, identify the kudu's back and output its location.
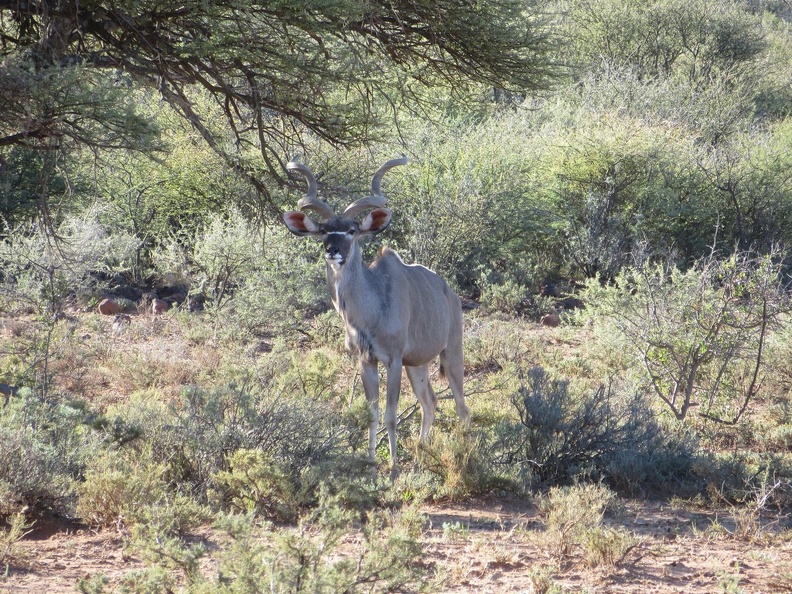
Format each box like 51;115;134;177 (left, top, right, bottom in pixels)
371;248;463;369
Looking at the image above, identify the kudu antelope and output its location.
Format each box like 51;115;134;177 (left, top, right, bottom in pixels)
283;157;470;476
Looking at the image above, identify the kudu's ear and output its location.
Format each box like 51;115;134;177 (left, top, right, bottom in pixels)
359;208;392;235
283;211;322;236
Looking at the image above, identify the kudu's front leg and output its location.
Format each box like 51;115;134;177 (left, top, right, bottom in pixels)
360;360;380;473
385;360;403;479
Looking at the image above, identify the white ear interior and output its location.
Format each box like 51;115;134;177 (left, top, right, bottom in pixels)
360;208;392;233
283;211;321;235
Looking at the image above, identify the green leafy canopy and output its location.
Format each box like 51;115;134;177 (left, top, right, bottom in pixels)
0;0;556;210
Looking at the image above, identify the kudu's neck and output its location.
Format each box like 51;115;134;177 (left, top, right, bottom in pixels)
326;241;370;312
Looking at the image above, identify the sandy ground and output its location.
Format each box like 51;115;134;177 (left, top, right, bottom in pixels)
2;497;791;593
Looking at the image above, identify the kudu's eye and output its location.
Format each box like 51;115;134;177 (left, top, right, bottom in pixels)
347;229;356;235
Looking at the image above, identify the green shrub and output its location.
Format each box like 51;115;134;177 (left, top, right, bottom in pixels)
582;251;787;425
229;225;328;336
534;482;621;559
127;522;206;590
151;209;263;309
276;348;343;402
581;525;640;568
152;216;328;336
414;429;515;500
526;565;563;594
0;512;33;572
562;0;766;82
75;573;109;594
75;449;209;532
307;311;345;351
393;117;557;294
0;428;72;516
211;448;299;522
463;319;540;373
111;384;366;509
479;277;530;316
495;367;686;490
694;451;792;508
109;495;430;593
0;211;138;313
604;427;698;496
201;499;429;593
0;391;102;517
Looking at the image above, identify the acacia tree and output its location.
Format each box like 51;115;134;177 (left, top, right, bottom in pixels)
0;0;556;217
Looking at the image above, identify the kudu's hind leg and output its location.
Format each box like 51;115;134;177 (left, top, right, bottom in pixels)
406;365;438;441
440;347;471;426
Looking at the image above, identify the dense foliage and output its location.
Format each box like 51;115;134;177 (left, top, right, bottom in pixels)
0;0;555;216
3;0;792;590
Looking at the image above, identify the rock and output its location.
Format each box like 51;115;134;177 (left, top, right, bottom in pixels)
557;297;584;310
152;299;170;315
541;313;561;327
97;298;121;315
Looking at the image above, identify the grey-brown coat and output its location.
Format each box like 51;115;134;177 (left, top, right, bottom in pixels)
283;157;470;477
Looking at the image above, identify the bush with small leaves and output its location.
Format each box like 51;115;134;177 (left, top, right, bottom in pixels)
111;384;366;509
581;525;640;568
211;448;299;522
479;277;531;316
605;427;699;496
152;216;329;337
230;224;329;335
694;451;792;509
113;493;430;593
392;118;558;295
75;450;168;528
561;0;766;83
527;564;563;594
0;512;33;572
582;250;788;426
151;209;263;310
416;429;515;501
75;573;109;594
204;497;428;593
495;366;684;489
127;522;207;590
75;449;210;532
534;483;621;560
0;211;138;314
0;391;103;517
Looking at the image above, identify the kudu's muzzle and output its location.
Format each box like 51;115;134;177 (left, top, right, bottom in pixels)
323;233;351;266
